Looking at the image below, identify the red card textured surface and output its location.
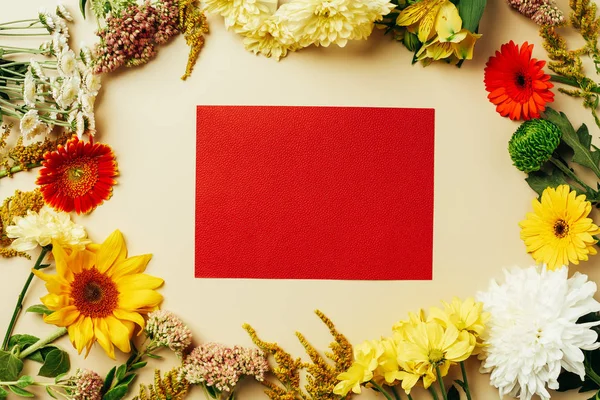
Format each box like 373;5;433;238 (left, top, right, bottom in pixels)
195;106;434;280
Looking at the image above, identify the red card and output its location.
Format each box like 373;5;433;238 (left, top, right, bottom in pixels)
195;106;434;280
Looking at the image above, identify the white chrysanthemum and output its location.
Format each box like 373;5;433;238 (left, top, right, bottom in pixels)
20;109;41;138
277;0;395;47
204;0;272;31
56;3;74;22
23;72;37;107
52;32;68;54
58;76;80;107
477;266;600;400
242;17;298;60
28;121;51;140
79;44;93;66
58;49;77;77
79;92;96;113
29;59;45;79
6;206;90;252
75;111;85;139
83;72;101;94
38;8;55;30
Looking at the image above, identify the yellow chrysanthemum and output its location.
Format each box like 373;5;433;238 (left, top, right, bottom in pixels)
396;321;474;390
33;230;164;359
520;185;600;270
429;297;489;353
333;340;381;396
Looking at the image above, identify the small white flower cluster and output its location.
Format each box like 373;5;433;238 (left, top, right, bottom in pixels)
6;205;91;252
20;4;101;141
204;0;395;60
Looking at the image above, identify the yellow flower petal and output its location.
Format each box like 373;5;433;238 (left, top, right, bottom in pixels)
97;230;127;273
116;273;164;292
118;290;163;311
43;305;80;327
113;309;146;330
105;316;132;354
94;318;115;359
110;254;153;280
434;2;462;41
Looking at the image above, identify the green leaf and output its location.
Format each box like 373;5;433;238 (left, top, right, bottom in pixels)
8;335;39;352
447;385;460;400
102;384;129;400
205;384;220;399
9;386;33;397
25;304;54;316
145;353;162;360
115;364;126;382
54;372;68;384
0;387;7;399
16;375;34;388
45;386;58;399
38;349;70;378
118;373;137;387
130;361;147;370
0;351;24;381
28;346;58;363
525;166;572;197
101;367;116;396
458;0;487;32
543;109;600;178
80;0;87;18
454;379;467;391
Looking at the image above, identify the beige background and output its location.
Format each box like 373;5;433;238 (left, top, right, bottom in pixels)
2;0;599;398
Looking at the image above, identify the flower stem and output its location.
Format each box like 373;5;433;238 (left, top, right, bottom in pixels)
370;381;394;400
0;162;43;180
435;365;448;400
19;327;67;359
585;363;600;387
2;246;50;350
550;157;597;193
549;74;600;93
0;19;39;27
407;394;413;400
428;387;440;400
391;386;403;400
460;361;473;400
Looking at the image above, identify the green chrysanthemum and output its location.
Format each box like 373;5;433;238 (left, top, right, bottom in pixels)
508;119;562;173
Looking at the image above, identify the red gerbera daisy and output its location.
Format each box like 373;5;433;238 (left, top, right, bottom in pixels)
484;41;554;121
36;136;118;214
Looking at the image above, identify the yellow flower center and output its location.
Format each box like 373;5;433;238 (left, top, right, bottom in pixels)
428;349;444;364
71;267;119;318
553;219;569;238
58;157;99;198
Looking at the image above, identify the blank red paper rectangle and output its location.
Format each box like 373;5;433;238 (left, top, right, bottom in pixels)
195;106;434;280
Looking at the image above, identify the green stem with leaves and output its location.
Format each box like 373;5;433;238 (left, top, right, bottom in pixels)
370;381;394;400
460;361;473;400
19;327;68;359
0;162;43;180
2;246;50;350
435;365;448;400
549;157;597;195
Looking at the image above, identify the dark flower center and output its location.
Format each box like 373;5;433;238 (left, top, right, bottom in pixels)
553;219;569;238
515;74;526;87
71;267;119;317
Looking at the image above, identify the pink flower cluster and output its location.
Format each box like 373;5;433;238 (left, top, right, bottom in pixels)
94;0;180;74
145;310;193;354
183;343;269;392
507;0;565;26
69;369;104;400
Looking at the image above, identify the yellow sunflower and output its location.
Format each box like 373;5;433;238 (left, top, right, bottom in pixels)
33;230;164;358
520;185;600;270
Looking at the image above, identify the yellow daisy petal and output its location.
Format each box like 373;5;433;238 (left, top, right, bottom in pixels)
97;230;127;273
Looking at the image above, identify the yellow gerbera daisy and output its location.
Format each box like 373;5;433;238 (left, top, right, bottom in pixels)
33;230;164;359
520;185;600;270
